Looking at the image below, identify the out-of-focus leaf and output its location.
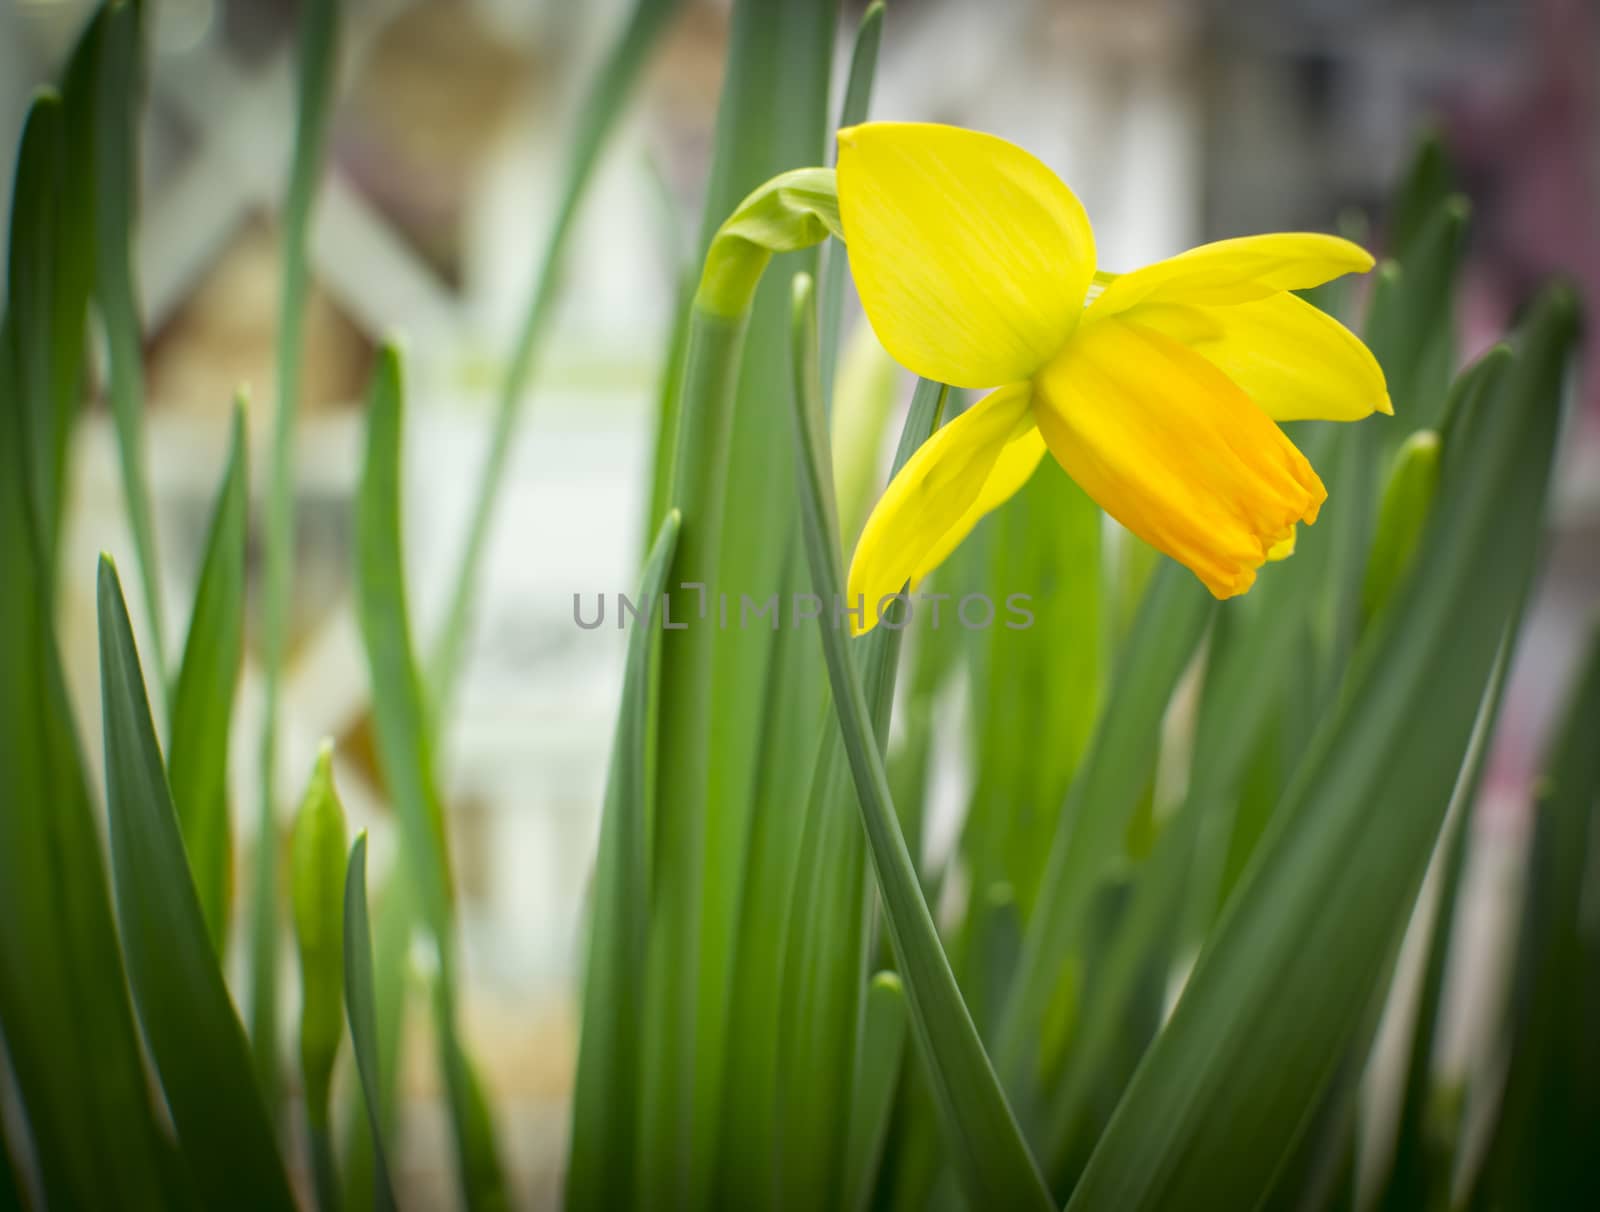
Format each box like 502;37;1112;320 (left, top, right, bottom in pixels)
433;0;687;708
355;344;507;1211
92;0;169;674
340;871;414;1212
831;322;903;546
291;741;348;1210
965;456;1101;924
168;401;248;949
1367;198;1469;435
356;346;454;938
1471;622;1600;1210
786;269;1054;1212
1376;582;1524;1212
994;562;1214;1108
1362;429;1441;621
255;0;342;1109
0;1104;22;1212
1389;129;1455;264
567;509;681;1211
97;558;296;1211
6;93;74;592
819;0;885;408
843;971;909;1212
344;833;399;1212
0;90;173;1212
1064;288;1577;1212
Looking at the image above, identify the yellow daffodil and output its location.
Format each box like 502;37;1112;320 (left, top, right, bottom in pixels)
839;122;1391;634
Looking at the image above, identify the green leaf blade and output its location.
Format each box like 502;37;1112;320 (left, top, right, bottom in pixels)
567;508;682;1210
169;401;249;949
1065;287;1578;1212
97;558;296;1212
344;833;400;1212
783;268;1053;1212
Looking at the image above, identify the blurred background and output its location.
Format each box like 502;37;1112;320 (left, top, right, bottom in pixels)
2;0;1596;1202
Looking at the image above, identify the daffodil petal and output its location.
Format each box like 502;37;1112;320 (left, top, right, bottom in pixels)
1034;318;1325;599
837;122;1095;389
1091;232;1374;317
847;382;1035;634
1131;291;1392;421
910;424;1046;589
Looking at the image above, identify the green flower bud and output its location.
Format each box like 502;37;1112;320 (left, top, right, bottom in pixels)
292;740;349;1129
1363;429;1442;620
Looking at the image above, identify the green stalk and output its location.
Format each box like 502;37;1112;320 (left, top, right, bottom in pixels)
253;0;340;1111
784;270;1054;1212
429;0;686;712
638;302;747;1198
639;168;839;1200
91;0;169;682
671;11;837;1201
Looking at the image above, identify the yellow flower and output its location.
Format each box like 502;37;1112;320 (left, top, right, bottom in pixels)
839;122;1390;634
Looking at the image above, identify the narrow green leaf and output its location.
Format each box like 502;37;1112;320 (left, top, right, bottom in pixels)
255;0;342;1108
355;343;508;1210
96;557;296;1211
1471;620;1600;1210
5;93;72;592
965;456;1102;922
356;345;454;940
639;162;841;1203
1389;129;1455;264
819;0;885;409
339;872;414;1212
436;1007;510;1212
169;400;248;950
1038;800;1197;1181
1065;288;1577;1212
567;508;682;1211
92;0;169;677
843;971;910;1212
1377;593;1524;1212
0;1103;23;1212
714;374;947;1205
639;299;746;1199
431;0;687;709
994;561;1214;1098
653;7;839;1199
0;246;172;1212
344;833;399;1212
771;273;874;1212
784;268;1054;1212
1367;198;1470;433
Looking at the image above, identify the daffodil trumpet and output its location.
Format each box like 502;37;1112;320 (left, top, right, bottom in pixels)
836;121;1392;634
